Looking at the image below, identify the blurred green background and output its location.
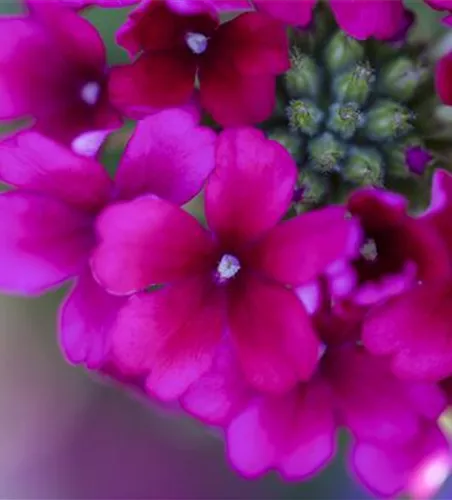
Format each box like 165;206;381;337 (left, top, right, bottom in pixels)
0;2;452;498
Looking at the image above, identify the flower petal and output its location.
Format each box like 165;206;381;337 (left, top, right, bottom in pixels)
114;109;215;204
59;267;126;368
252;206;360;286
325;346;422;446
330;0;410;41
92;196;217;295
181;347;253;425
205;128;296;246
362;282;452;381
108;52;196;116
111;276;224;400
227;399;278;477
253;0;315;27
215;12;289;75
422;169;452;262
227;381;336;479
349;424;450;498
0;192;93;295
279;381;337;480
436;52;452;105
228;274;320;393
200;65;277;126
0;131;112;213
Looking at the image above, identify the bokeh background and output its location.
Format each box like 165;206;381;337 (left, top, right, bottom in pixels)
1;2;452;498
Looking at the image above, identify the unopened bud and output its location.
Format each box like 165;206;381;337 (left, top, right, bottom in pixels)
308;132;346;173
334;61;375;105
365;100;414;140
342;147;383;186
285;50;321;99
296;168;328;208
379;57;427;102
327;102;363;139
325;31;365;74
287;99;324;137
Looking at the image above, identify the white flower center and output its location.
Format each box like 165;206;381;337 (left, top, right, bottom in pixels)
185;32;208;55
216;254;241;282
360;239;378;262
81;82;101;106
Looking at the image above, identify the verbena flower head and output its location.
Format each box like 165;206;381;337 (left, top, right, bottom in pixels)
1;0;452;498
263;5;450;212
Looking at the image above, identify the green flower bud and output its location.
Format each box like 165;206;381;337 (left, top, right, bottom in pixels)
327;102;363;139
325;31;365;74
342;147;383;185
285;50;320;99
334;61;375;105
379;57;427;102
268;129;303;161
365;100;415;141
308;132;346;173
287;99;324;137
296;169;328;209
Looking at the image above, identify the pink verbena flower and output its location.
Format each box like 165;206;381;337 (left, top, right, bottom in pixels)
210;0;412;40
91;128;359;399
109;0;289;125
0;1;121;146
345;188;450;306
182;338;446;495
0;109;215;368
362;170;452;381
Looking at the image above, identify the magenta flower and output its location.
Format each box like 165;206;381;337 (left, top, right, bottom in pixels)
110;1;289;125
345;188;450;306
0;1;121;146
436;52;452;105
0;109;215;367
210;0;412;39
182;342;446;494
362;170;452;381
91;128;359;399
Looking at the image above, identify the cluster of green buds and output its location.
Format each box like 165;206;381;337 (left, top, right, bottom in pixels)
266;6;450;211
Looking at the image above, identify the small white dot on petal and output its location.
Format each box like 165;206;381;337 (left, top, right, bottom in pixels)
185;32;208;55
81;82;101;106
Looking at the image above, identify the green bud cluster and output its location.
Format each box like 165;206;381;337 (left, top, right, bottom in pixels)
266;6;448;210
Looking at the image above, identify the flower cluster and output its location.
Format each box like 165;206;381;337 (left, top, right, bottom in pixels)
2;0;452;497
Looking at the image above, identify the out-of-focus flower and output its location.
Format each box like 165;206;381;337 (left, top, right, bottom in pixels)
425;0;452;25
211;0;412;40
0;1;121;146
110;1;289;125
362;170;452;382
91;128;359;399
345;188;450;306
0;109;215;367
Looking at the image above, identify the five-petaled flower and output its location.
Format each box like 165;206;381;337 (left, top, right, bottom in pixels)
109;0;289;125
91;128;359;400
